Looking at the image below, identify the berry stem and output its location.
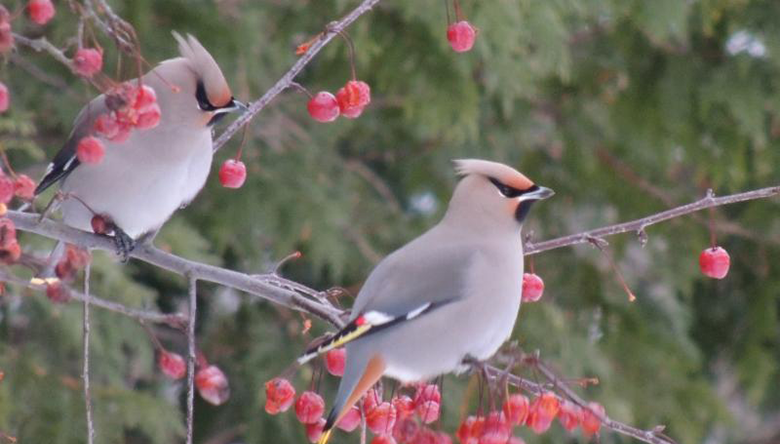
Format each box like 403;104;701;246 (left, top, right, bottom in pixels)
289;81;314;99
335;29;358;81
140;320;165;351
453;0;464;22
0;148;17;178
707;191;717;249
444;0;451;25
590;237;637;302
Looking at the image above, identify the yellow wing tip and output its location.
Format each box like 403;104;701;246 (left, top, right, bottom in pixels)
318;428;333;444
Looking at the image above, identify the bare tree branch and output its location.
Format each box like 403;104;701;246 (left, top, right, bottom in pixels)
525;185;780;255
185;274;197;444
212;0;383;152
82;261;95;444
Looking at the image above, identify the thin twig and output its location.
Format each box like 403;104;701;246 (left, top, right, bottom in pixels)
185;274;197;444
13;33;76;70
82;260;95;444
212;0;383;152
525;185;780;256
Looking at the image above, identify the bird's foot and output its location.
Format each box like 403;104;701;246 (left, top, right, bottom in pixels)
111;226;136;262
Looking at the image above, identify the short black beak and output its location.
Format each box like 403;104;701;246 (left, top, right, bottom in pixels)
524;185;555;201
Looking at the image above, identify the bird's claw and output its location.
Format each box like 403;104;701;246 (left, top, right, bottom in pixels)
112;227;136;262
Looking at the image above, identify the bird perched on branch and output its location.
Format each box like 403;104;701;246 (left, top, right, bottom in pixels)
35;32;245;259
297;159;554;444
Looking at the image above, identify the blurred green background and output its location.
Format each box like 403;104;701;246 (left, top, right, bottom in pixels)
1;0;780;443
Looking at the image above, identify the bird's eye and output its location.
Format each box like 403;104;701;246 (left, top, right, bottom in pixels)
195;81;217;111
488;177;521;198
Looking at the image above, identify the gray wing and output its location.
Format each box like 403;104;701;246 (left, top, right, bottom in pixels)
35;96;107;195
351;227;475;318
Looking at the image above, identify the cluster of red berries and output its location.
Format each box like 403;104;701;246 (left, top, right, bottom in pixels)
27;0;55;26
157;350;230;405
521;273;544;303
308;80;371;123
457;392;604;442
0;171;35;204
75;83;162;165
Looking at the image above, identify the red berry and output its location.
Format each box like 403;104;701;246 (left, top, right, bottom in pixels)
0;240;20;264
0;22;13;54
306;418;326;443
136;103;161;129
522;273;544;302
91;215;109;235
414;384;442;405
0;174;14;204
55;259;75;281
502;394;529;426
158;350;187;380
46;281;70;303
363;388;382;412
264;377;296;414
581;402;605;437
219;159;247;189
134;85;157;110
0;81;8;113
416;401;440;424
456;416;484;444
699;246;730;279
525;392;559;434
14;174;35;200
295;391;326;424
392;395;415;418
393;417;420;443
76;136;105;165
478;411;510;444
371;435;397;444
447;21;477;53
337;405;362;432
0;217;17;248
336;80;371;119
307;91;340;122
325;348;346;376
557;400;582;432
366;401;398;435
65;244;91;269
195;365;230;405
27;0;55;25
73;48;103;78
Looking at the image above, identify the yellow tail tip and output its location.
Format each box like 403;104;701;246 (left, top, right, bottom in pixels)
318;428;333;444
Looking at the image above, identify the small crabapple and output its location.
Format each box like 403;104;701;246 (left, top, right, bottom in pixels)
295;391;326;424
158;350;187;380
414;383;442;405
699;246;730;279
525;392;560;434
366;401;398;435
502;394;530;426
0;240;20;265
308;92;340;122
14;175;36;200
447;21;477;53
456;415;484;444
0;218;17;248
306;418;327;443
91;215;109;235
371;435;397;444
28;0;55;25
392;395;415;418
0;81;8;113
73;48;103;78
46;281;70;304
195;364;230;405
0;175;14;204
219;159;247;189
336;80;371;119
337;405;362;432
363;388;382;412
76;136;106;165
325;348;346;376
557;400;582;432
581;402;605;437
478;411;510;444
393;417;420;443
521;273;544;302
264;377;296;414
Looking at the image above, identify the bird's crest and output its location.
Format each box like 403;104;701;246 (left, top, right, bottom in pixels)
172;32;232;107
454;159;534;191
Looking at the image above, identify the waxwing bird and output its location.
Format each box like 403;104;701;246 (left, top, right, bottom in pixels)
35;32;245;258
297;159;554;444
